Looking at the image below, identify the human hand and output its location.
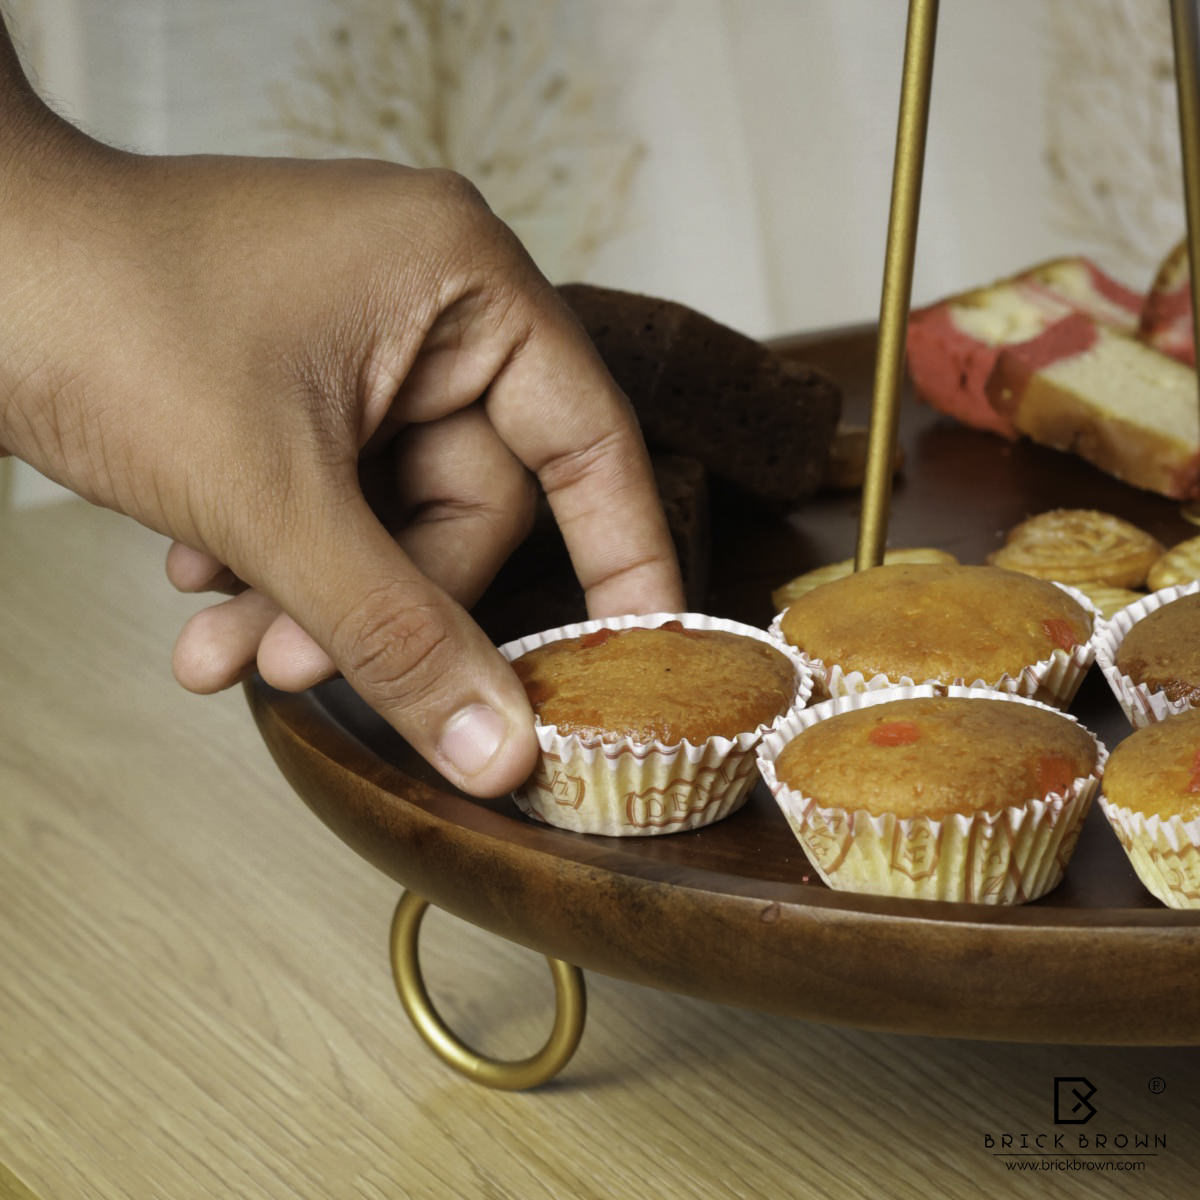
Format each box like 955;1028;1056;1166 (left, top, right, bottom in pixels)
1;113;683;796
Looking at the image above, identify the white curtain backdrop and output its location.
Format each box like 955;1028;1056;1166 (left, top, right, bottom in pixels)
3;0;1187;507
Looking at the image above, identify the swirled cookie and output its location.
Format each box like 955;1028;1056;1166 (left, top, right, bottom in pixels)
987;508;1162;587
1147;534;1200;592
1064;580;1145;620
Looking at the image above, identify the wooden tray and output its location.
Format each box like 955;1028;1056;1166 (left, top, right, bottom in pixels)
246;325;1200;1045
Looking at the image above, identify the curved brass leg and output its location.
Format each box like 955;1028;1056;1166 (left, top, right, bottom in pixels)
389;890;586;1090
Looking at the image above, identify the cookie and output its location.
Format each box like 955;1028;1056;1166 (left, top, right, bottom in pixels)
1147;535;1200;591
1063;581;1145;621
821;423;905;491
987;508;1162;587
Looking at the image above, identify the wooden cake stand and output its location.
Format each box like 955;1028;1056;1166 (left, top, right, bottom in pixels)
246;324;1200;1089
249;0;1200;1088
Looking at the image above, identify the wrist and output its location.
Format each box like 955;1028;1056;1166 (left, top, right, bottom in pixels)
0;23;136;479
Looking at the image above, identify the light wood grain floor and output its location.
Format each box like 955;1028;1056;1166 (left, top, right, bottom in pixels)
2;498;1198;1200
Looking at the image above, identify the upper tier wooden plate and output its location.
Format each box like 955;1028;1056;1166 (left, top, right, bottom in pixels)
247;325;1200;1046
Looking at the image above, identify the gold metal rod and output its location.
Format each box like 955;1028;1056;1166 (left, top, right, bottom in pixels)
1171;0;1200;428
389;890;586;1091
856;0;940;571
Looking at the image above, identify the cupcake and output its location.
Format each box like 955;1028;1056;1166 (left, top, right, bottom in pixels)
500;613;810;835
1094;580;1200;727
771;562;1095;707
1099;708;1200;908
757;687;1105;904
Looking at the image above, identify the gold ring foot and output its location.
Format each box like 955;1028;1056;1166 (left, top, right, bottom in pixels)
389;890;586;1090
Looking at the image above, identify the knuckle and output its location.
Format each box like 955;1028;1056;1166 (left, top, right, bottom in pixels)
538;426;630;497
333;582;454;707
418;169;532;275
422;167;490;215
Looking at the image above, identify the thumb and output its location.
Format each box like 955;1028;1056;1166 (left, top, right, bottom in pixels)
254;490;538;798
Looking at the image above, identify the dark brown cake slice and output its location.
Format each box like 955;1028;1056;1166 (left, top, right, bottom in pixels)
559;283;841;505
651;452;709;609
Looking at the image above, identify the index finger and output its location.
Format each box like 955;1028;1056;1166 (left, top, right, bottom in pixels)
484;289;685;619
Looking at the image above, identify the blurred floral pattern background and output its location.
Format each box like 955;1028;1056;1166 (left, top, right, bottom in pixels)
269;0;645;279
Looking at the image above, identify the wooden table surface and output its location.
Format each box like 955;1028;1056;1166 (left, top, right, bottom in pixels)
4;497;1200;1200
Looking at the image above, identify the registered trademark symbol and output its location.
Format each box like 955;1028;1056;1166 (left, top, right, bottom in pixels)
1149;1076;1167;1095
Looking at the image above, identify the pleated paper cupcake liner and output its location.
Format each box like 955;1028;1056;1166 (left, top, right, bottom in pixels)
756;685;1107;904
768;583;1097;710
1092;579;1200;728
500;612;813;837
1098;798;1200;909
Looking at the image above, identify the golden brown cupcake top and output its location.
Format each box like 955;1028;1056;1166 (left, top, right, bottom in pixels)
1115;594;1200;704
774;696;1098;820
778;563;1092;684
512;622;796;745
1103;708;1200;821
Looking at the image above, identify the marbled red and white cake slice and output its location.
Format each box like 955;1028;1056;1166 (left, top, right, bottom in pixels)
989;321;1200;500
1022;258;1143;331
906;257;1142;438
1140;241;1194;367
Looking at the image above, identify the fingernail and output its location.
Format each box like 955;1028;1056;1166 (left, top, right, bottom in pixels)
438;703;508;778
